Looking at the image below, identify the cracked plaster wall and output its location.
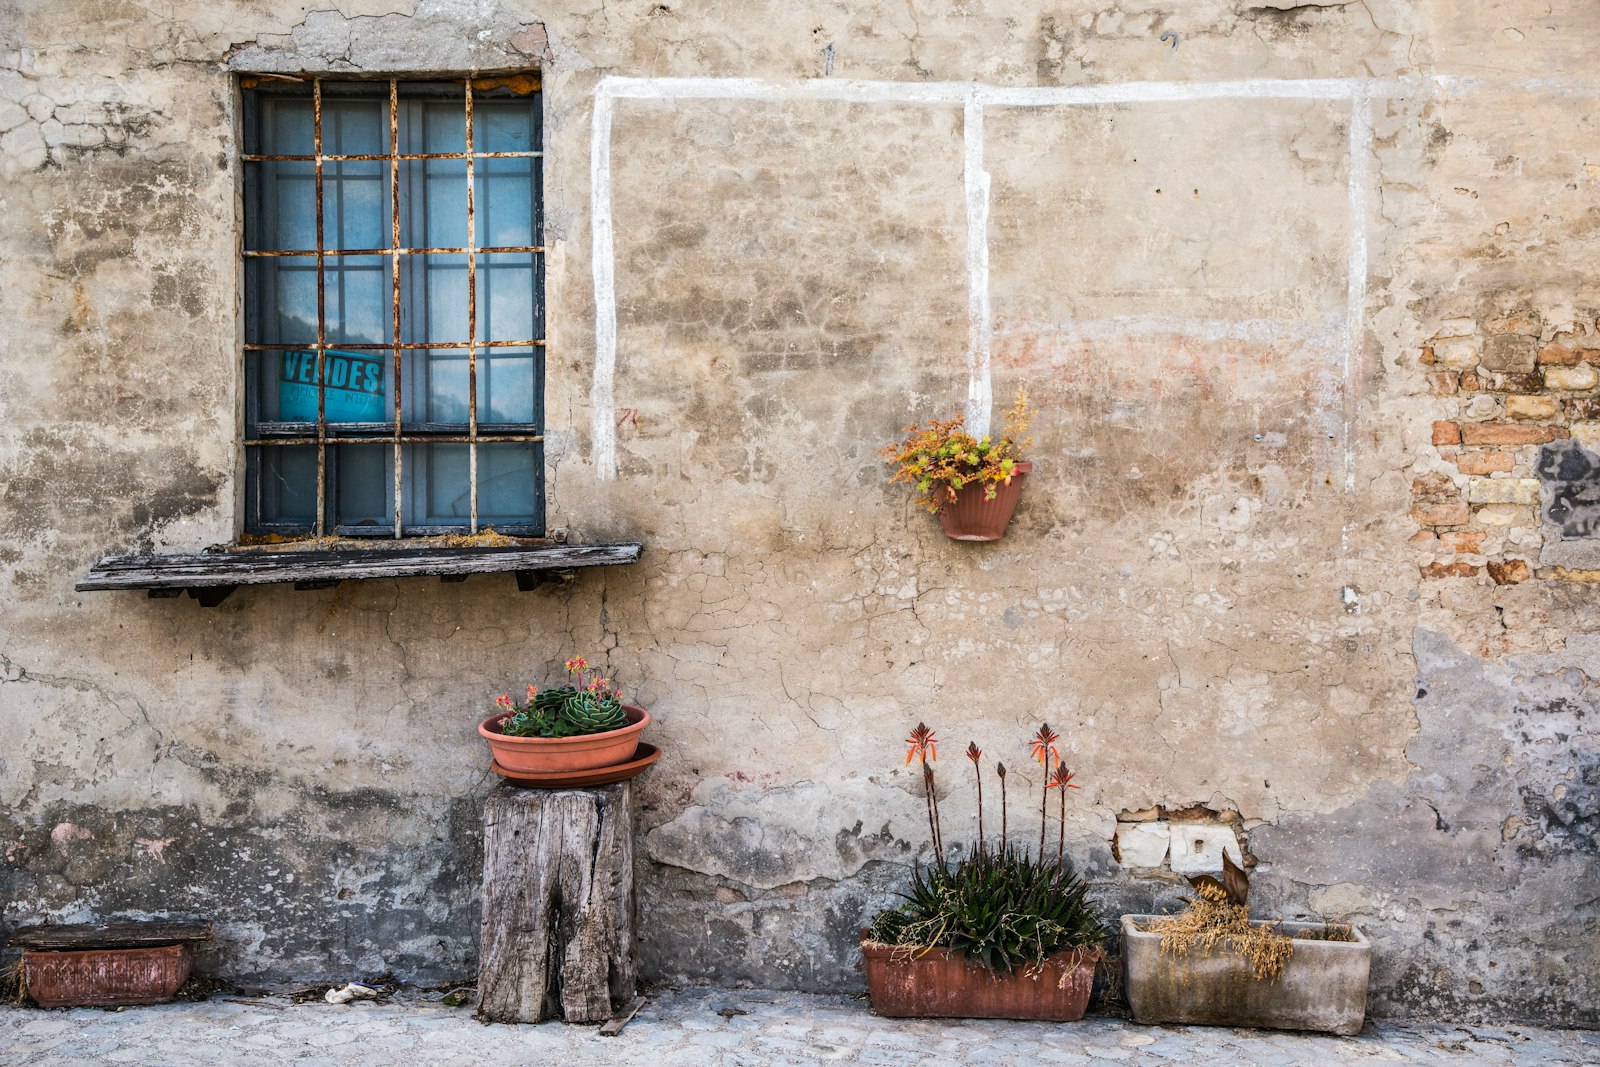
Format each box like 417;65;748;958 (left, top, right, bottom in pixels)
0;0;1596;1024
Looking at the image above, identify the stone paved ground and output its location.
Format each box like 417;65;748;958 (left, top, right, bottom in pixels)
2;986;1597;1066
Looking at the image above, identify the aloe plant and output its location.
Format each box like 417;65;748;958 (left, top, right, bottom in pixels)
868;722;1105;973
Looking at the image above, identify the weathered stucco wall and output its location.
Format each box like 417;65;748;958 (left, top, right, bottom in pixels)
1;0;1596;1026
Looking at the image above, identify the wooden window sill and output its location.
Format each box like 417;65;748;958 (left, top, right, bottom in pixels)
76;542;642;606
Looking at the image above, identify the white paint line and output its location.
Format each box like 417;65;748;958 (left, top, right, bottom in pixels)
586;73;1408;476
599;75;1411;107
590;88;617;480
1345;96;1372;495
963;92;993;438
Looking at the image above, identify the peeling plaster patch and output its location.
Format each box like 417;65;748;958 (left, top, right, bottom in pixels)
1254;629;1600;1024
644;779;920;890
136;836;177;863
226;4;547;75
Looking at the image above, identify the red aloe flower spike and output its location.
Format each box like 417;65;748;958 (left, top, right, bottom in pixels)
1031;723;1060;856
996;762;1008;849
1048;764;1079;865
966;742;984;853
904;722;938;766
1029;723;1061;769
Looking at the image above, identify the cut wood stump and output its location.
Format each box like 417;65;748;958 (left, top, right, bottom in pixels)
478;782;636;1024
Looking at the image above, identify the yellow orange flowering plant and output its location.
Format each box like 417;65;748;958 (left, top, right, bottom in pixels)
495;655;629;738
879;390;1036;513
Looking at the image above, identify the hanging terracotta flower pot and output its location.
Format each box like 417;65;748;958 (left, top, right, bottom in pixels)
880;391;1037;543
936;461;1032;541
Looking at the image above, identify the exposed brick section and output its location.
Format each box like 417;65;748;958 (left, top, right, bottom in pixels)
1488;559;1533;584
1506;395;1560;421
1467;478;1540;505
1459;423;1567;446
1432;340;1481;370
1482;334;1536;372
1412;472;1459;502
1543;364;1600;391
1426;371;1460;395
1421;562;1479;579
1567;397;1600;420
1461;370;1544;393
1549;567;1600;582
1414;501;1469;526
1432;421;1462;445
1474;503;1536;526
1455;451;1515;474
1441;530;1486;553
1536;343;1600;365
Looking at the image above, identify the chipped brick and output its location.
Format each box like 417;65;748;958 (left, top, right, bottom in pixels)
1421;562;1479;579
1455;451;1515;475
1487;559;1533;585
1432;421;1462;446
1441;531;1486;553
1505;395;1560;421
1413;501;1469;526
1544;364;1600;391
1459;423;1567;446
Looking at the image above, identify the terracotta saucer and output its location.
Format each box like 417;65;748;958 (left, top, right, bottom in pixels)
491;743;661;789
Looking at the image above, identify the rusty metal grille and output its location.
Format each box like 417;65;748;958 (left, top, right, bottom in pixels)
242;77;544;537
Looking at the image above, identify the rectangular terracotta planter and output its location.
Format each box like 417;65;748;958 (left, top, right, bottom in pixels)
861;936;1099;1021
24;943;193;1007
1121;915;1370;1036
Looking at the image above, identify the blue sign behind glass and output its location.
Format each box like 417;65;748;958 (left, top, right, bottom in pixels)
279;349;387;423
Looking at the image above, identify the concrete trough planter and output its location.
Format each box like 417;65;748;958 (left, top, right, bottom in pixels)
861;937;1099;1021
1121;915;1370;1036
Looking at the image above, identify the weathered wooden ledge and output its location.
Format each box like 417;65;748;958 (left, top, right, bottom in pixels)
76;543;643;606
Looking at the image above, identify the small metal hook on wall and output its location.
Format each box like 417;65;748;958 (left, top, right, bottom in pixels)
1160;31;1179;49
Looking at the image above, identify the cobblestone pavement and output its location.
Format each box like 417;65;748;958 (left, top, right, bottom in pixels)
2;986;1596;1066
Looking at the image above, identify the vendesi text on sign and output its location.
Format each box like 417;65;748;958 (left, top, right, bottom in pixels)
279;349;387;423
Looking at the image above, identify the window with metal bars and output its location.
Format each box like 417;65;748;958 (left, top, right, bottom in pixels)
242;76;544;537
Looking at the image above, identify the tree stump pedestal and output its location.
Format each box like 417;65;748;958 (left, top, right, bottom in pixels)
477;782;637;1024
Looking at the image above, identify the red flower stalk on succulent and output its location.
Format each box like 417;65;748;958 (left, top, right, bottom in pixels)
1030;723;1061;855
900;722;1082;871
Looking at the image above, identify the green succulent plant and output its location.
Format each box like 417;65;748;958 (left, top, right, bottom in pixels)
494;656;629;739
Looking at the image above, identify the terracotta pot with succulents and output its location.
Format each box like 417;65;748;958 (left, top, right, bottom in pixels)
880;390;1037;541
861;723;1105;1022
477;656;650;776
1121;852;1371;1035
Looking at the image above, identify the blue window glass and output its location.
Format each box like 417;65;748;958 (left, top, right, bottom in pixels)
243;79;544;537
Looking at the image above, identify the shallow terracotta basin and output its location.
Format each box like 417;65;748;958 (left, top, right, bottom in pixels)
861;936;1099;1021
24;944;192;1007
478;704;650;774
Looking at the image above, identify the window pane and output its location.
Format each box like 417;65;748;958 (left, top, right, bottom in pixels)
402;348;465;425
325;160;389;251
321;94;385;156
263;96;313;155
331;444;392;528
472;98;535;154
477;443;541;524
326;254;389;346
252;445;318;526
477;347;540;426
245;256;318;346
405;253;468;344
245;160;315;251
476;252;540;343
404;442;470;524
474;157;537;248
